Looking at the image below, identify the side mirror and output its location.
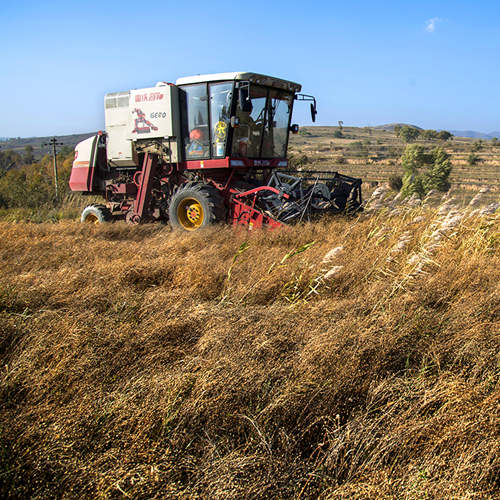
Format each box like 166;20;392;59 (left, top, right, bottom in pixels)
289;124;299;134
230;116;240;128
310;102;317;123
239;87;253;113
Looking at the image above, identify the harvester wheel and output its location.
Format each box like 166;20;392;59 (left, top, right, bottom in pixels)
125;210;141;225
80;205;111;225
169;183;226;231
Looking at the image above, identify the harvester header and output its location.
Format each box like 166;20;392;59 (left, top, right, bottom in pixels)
70;71;362;229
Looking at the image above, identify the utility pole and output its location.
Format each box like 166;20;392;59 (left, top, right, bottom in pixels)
43;137;64;201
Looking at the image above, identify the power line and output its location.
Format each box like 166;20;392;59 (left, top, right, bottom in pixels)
42;137;64;201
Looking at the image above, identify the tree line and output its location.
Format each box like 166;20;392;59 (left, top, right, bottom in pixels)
394;125;453;143
0;148;74;210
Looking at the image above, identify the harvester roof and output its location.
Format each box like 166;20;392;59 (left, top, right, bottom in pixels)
175;72;302;93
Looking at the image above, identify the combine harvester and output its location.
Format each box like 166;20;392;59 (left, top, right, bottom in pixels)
69;72;362;230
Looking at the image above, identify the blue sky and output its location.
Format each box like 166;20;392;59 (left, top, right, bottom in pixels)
1;0;499;137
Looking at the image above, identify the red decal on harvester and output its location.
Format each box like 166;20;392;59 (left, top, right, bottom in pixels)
135;92;164;102
131;108;158;134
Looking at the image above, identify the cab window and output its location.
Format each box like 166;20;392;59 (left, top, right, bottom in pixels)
209;82;232;157
232;85;268;158
180;84;209;159
262;89;292;158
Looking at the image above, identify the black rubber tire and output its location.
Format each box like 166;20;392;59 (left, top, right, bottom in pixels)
168;183;226;231
80;204;112;224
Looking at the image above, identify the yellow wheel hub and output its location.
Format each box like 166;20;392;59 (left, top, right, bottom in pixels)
177;198;204;230
85;213;100;225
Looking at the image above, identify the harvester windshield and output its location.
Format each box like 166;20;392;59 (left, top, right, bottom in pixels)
179;80;294;161
232;86;292;159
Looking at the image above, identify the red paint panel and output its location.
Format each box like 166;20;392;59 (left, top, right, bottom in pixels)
230;198;282;229
133;154;157;217
181;158;231;170
69;166;92;191
180;157;287;171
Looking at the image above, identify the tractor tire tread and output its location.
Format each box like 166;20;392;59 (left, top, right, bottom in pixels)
80;204;112;223
168;182;226;230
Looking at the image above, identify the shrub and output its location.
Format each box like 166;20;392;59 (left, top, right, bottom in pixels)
472;140;483;152
389;174;403;192
336;154;347;164
288;153;309;169
0;153;73;209
400;144;452;198
0;150;23;171
468;153;480;166
348;141;369;157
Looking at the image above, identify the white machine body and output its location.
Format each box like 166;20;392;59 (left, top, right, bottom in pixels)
104;83;181;166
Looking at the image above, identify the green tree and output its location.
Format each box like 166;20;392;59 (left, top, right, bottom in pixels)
400;144;452;198
0;150;22;171
59;145;74;156
437;130;453;141
23;145;34;165
398;125;420;143
422;129;438;141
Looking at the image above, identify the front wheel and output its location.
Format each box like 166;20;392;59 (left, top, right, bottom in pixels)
80;204;111;224
168;183;226;231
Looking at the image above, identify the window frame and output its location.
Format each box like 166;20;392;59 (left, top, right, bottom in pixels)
179;81;237;161
179;80;295;161
233;83;295;159
208;81;235;159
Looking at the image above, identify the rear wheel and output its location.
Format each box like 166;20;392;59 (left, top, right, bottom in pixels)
80;205;112;224
169;183;226;231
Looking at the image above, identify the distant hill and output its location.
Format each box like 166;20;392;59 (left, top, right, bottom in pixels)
0;133;95;159
372;123;423;131
449;130;500;140
372;124;499;140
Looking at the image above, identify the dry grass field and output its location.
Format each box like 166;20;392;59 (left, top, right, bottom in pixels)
1;202;499;498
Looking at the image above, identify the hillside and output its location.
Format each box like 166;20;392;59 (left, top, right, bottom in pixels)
1;125;499;209
1;205;499;498
0;133;95;160
371;123;423;131
289;126;500;205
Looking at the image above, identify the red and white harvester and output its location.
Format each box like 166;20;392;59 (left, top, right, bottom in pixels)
69;72;362;230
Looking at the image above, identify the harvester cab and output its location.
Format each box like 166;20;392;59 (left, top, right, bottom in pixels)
69;72;362;229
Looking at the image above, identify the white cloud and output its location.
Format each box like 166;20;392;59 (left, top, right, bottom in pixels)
425;17;443;33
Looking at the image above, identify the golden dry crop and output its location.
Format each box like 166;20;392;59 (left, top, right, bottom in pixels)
0;209;499;498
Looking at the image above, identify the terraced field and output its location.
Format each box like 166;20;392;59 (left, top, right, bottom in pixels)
289;126;500;204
